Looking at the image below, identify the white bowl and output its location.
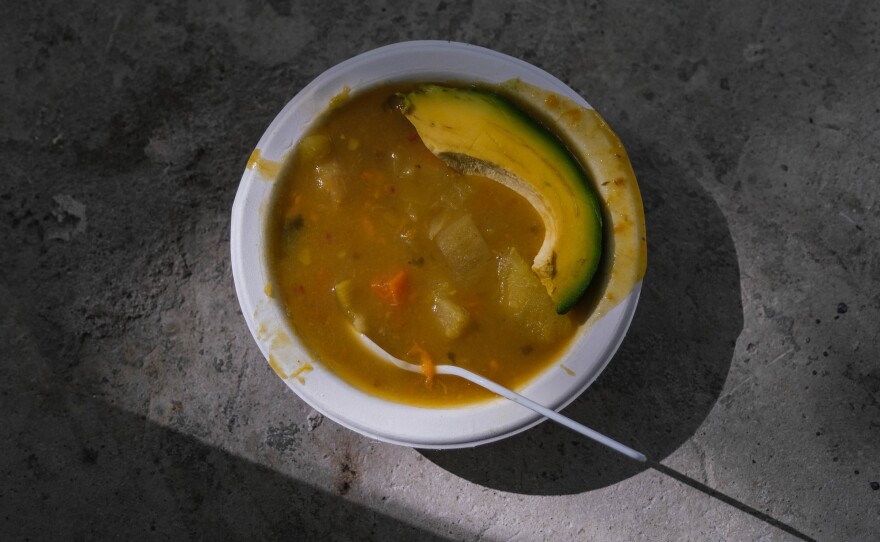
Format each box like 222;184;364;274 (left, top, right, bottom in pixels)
230;41;642;449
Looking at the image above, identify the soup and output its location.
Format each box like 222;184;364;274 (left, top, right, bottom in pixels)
266;82;592;407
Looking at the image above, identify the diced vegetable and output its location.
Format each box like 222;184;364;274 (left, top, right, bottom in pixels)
498;248;572;342
315;162;346;203
361;169;384;183
427;210;452;241
434;214;490;279
439;179;473;210
408;344;436;388
299;134;331;162
432;294;471;339
371;270;409;306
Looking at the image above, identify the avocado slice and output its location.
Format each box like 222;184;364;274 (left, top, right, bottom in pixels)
399;84;603;314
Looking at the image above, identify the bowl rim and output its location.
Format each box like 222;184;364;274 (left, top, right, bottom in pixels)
230;40;643;449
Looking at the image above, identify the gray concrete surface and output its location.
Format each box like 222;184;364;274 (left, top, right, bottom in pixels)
2;1;878;540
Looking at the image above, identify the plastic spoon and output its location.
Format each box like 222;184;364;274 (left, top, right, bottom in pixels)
354;329;646;462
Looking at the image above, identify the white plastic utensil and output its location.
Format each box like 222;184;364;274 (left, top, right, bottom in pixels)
354;330;647;462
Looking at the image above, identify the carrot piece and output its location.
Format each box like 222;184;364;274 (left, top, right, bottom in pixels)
370;270;409;306
408;344;436;389
361;169;383;183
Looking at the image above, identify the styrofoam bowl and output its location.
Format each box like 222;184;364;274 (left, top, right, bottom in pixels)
230;41;642;449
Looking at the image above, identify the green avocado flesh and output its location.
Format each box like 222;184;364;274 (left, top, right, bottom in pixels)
400;84;603;314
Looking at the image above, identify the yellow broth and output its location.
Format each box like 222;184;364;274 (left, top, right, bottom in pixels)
266;82;582;406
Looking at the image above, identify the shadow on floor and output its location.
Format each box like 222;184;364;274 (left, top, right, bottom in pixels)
421;138;743;495
0;156;457;541
1;393;453;541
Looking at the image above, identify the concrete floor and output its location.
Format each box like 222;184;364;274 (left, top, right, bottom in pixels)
2;1;878;540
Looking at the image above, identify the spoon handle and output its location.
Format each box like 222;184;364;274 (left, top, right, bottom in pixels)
439;365;647;462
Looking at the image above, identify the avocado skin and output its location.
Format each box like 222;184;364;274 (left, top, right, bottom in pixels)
401;84;603;314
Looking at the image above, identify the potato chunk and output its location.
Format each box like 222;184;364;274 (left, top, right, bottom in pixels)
432;294;471;339
434;214;490;279
498;248;572;342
